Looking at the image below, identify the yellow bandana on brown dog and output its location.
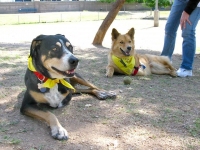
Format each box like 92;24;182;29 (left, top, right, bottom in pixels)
112;55;136;75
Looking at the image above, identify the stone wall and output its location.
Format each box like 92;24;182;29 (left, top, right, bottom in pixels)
0;1;149;14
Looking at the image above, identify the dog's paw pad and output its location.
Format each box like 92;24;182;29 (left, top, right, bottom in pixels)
51;126;68;140
105;72;113;78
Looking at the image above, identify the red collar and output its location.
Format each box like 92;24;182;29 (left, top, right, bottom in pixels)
33;71;48;82
131;66;139;76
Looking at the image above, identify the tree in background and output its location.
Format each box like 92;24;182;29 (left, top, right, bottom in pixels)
93;0;126;45
93;0;172;45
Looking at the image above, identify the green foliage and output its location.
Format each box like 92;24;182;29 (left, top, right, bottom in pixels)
189;118;200;137
99;0;172;8
144;0;172;8
99;0;115;3
130;0;143;3
99;0;139;3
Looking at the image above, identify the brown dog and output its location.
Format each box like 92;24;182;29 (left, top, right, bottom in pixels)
106;28;177;77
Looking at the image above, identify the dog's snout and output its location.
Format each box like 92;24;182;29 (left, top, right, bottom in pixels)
69;56;79;66
127;46;132;51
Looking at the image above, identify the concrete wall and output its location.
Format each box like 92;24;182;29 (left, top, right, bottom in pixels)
0;1;149;14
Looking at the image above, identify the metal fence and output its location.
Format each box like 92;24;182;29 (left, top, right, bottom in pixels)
0;11;153;25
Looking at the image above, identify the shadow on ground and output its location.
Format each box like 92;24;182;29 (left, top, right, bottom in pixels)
0;43;200;150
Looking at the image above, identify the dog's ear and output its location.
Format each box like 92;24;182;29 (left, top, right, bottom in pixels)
30;35;47;57
112;28;120;41
56;34;65;37
127;28;135;40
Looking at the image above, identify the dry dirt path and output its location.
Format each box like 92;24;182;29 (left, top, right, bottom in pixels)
0;19;200;150
0;19;199;53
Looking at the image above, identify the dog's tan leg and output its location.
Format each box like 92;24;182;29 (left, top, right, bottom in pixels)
24;108;68;140
106;66;115;77
70;75;99;89
74;88;116;100
169;70;177;77
150;62;177;77
165;63;177;77
136;67;152;76
70;74;116;100
150;56;177;77
137;70;149;76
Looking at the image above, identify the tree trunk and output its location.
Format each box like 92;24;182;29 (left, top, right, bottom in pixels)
92;0;126;45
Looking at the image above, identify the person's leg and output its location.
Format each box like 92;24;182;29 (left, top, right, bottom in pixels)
180;7;200;71
161;0;188;59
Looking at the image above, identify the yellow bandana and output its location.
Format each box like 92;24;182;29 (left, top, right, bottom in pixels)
28;56;75;90
112;55;135;75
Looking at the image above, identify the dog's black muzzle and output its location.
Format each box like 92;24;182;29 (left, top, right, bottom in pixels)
69;55;79;68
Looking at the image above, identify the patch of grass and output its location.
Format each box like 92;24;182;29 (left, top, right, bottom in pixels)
189;118;200;137
1;135;21;145
30;145;44;150
9;120;20;126
0;120;20;133
186;144;196;150
0;11;170;25
15;55;22;59
0;56;10;61
0;122;8;133
101;117;110;125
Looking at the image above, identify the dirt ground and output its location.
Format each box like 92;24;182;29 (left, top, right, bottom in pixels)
0;19;200;150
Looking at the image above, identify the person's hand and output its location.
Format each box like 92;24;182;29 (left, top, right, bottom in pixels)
180;11;191;30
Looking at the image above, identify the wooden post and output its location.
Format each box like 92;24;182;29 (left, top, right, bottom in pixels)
154;0;159;27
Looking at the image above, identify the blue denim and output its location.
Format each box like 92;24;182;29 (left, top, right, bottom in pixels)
161;0;200;70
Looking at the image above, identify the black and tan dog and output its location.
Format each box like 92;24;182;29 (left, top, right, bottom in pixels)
21;34;116;140
106;28;177;77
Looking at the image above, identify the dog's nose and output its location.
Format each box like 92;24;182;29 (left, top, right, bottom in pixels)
127;46;131;51
69;56;79;66
127;46;132;51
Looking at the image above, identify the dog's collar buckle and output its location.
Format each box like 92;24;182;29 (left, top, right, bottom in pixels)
33;71;48;82
33;72;48;93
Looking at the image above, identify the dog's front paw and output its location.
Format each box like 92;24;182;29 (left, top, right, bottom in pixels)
106;67;114;78
96;90;116;100
51;125;68;140
106;72;113;78
106;74;113;78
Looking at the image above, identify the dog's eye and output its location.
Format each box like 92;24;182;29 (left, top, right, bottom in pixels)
120;41;124;44
52;46;60;51
52;47;57;51
129;41;131;43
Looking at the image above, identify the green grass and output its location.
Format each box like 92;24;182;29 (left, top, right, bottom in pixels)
0;121;21;145
0;11;170;25
189;118;200;137
2;136;21;145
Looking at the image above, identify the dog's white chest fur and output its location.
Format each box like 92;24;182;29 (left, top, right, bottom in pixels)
44;84;65;108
